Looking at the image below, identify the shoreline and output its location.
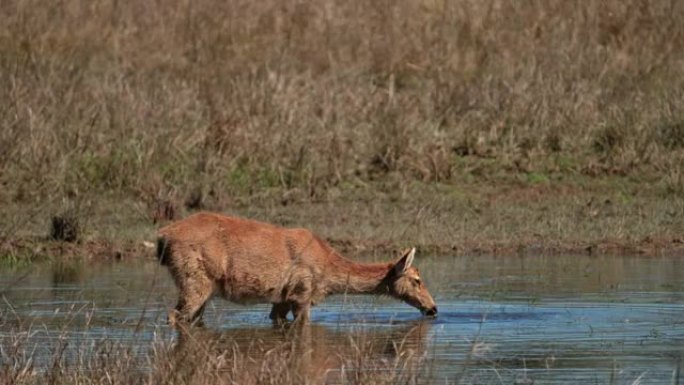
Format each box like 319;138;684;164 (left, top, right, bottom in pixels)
3;234;683;265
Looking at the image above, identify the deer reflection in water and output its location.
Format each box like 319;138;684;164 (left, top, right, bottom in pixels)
159;321;433;385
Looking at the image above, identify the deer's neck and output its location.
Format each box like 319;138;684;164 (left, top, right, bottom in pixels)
326;255;392;295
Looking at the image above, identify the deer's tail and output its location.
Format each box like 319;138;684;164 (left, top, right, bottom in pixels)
156;237;171;266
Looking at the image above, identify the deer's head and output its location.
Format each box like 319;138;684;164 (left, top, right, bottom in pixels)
387;248;437;317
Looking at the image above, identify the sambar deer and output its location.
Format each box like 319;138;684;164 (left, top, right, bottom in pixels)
157;212;437;325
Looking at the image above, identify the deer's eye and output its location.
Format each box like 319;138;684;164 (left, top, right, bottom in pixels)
412;278;421;286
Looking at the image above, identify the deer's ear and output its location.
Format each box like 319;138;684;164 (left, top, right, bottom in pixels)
394;248;416;274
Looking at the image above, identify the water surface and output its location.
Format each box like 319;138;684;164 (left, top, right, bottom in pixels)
1;254;684;384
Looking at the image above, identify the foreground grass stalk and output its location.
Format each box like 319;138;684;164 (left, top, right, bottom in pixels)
1;316;435;384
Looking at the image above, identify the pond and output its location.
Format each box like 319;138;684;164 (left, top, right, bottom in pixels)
1;254;684;384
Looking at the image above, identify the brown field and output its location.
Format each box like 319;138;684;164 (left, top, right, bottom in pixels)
1;0;684;263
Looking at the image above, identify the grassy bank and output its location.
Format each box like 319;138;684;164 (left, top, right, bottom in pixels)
1;0;683;260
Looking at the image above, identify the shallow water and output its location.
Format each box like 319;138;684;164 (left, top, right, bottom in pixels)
2;255;684;384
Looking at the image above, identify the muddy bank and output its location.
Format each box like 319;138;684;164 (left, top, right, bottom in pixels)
3;234;684;263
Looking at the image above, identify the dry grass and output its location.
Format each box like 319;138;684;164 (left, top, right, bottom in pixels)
1;0;684;257
0;319;433;385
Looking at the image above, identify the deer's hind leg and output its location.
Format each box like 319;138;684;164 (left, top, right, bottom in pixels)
169;271;214;328
292;302;311;324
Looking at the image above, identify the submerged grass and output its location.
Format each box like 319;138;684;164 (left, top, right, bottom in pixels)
1;0;684;259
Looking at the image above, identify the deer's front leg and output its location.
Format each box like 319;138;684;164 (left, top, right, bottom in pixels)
269;302;291;325
292;302;311;324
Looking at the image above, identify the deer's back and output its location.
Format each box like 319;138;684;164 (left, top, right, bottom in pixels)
158;212;331;302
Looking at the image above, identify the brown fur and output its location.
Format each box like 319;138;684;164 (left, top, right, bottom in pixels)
157;212;438;325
